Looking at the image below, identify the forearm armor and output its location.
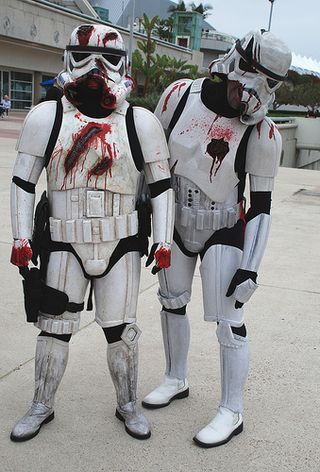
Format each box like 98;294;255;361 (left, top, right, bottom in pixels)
150;187;174;245
240;191;272;273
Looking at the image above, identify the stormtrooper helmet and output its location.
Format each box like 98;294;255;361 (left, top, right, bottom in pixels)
209;29;292;124
63;24;134;110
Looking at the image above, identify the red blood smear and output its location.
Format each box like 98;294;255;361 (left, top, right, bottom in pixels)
95;59;106;74
102;32;118;47
208;123;234;141
62;122;114;189
162;81;186;113
269;123;275;140
154;246;171;269
256;121;263;138
65;125;103;174
10;241;33;267
77;25;94;46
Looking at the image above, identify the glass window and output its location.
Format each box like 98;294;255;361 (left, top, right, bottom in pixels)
11;71;33;109
178;17;192;35
3;71;9;96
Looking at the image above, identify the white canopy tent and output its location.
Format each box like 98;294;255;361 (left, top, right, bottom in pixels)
290;53;320;78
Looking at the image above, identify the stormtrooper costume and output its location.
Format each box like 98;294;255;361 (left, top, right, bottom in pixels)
142;30;291;447
10;24;174;442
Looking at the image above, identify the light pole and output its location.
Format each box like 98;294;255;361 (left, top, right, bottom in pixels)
128;0;135;74
268;0;275;31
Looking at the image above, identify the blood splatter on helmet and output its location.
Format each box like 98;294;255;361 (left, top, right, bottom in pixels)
209;29;292;124
63;24;133;109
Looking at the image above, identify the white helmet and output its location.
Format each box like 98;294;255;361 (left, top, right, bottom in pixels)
209;29;292;124
63;24;134;109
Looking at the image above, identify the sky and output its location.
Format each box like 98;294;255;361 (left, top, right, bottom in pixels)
185;0;320;61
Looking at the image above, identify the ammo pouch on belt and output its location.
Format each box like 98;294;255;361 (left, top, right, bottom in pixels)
22;267;84;323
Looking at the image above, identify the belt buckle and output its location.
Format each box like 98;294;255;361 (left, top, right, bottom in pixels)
86;190;105;217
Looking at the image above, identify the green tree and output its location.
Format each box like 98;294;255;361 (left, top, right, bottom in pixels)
156;17;174;42
168;0;187;14
136;14;159;96
189;2;213;19
274;72;320;114
131;13;202;101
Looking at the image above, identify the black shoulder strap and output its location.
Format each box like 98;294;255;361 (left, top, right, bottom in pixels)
125;104;144;172
167;83;192;138
44;98;63;168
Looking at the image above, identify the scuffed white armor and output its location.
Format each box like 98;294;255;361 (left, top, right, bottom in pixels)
11;96;173;330
10;23;174;443
144;29;291;447
169;79;248;203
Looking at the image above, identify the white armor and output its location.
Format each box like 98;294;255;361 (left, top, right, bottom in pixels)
143;31;292;448
210;29;292;125
10;24;174;442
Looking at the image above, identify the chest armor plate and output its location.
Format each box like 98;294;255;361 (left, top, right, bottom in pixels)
47;100;140;195
169;93;248;202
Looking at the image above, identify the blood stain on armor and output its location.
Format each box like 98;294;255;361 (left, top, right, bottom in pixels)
77;25;94;46
206;138;230;182
102;32;118;47
162;81;186;113
268;122;276;140
57;122;116;189
95;58;106;73
256;120;276;140
49;141;64;181
207;122;234;141
256;121;263;138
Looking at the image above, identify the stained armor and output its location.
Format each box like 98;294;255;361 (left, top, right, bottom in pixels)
143;30;291;447
10;24;174;441
210;29;292;125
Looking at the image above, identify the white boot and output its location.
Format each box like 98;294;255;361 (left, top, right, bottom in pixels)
142;310;190;409
193;406;243;448
10;336;69;442
107;326;151;440
142;375;189;408
193;322;249;448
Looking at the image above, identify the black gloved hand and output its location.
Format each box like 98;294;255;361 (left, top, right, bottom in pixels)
226;269;257;309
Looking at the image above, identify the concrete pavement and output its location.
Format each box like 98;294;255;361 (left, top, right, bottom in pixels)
0;112;320;472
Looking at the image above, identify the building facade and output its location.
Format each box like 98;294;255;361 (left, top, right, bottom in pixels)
0;0;203;109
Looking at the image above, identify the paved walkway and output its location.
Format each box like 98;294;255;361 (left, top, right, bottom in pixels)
0;112;320;472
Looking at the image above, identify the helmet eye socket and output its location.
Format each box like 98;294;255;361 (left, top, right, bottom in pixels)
239;58;257;74
267;78;279;90
71;52;91;63
102;54;122;66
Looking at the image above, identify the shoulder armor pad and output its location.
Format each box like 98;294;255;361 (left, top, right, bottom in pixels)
16;101;58;157
133;107;169;163
154;79;193;130
245;117;282;177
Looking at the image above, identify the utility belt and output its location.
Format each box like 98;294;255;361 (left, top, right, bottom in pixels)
22;190;148;323
176;201;242;232
50;188;136;220
49;212;139;243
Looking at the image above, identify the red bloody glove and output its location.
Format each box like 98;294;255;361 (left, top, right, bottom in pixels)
10;239;33;267
146;242;171;275
154;243;171;269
